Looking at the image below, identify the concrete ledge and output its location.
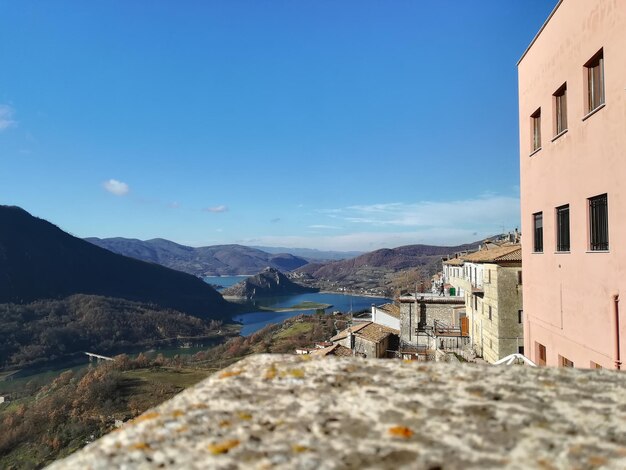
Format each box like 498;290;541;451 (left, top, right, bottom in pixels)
48;355;626;469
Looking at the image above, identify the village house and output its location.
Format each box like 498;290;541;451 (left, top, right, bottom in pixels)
396;295;467;360
329;322;399;358
370;302;400;331
442;257;465;297
445;244;523;364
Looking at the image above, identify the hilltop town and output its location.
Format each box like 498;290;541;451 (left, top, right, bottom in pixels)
2;1;626;469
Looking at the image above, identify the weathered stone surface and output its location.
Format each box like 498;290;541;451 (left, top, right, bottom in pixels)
48;355;626;469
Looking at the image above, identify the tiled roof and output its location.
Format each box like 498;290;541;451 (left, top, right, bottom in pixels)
331;345;353;357
443;258;464;266
495;248;522;262
460;244;521;264
310;344;353;357
377;303;401;319
354;323;399;343
330;322;371;342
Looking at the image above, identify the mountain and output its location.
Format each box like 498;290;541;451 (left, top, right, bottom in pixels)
296;242;483;280
250;246;363;261
293;241;486;297
85;238;309;276
0;294;227;368
0;206;233;319
222;267;318;299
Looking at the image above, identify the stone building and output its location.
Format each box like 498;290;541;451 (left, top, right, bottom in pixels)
330;322;399;359
397;295;466;358
448;244;523;364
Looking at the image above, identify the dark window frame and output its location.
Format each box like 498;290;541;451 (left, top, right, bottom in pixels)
553;83;568;135
589;194;609;251
537;343;547;366
533;212;543;253
531;108;542;152
556;204;570;252
585;49;605;114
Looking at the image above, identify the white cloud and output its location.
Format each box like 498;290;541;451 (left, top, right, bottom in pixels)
308;224;341;230
204;205;228;213
331;195;520;229
0;105;16;131
243;194;520;251
239;228;497;252
103;179;130;196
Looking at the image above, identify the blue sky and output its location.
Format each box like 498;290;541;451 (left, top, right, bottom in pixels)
0;1;556;251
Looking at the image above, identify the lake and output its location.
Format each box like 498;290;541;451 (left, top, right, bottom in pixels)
203;275;251;290
231;292;389;336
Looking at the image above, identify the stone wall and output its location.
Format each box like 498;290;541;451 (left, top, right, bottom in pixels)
353;335;389;359
399;300;461;347
471;264;523;363
49;354;626;469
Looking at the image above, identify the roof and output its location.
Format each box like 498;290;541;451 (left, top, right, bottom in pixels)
310;344;353;357
376;303;400;319
443;258;464;266
354;323;399;343
330;322;371;342
518;0;564;65
461;245;521;264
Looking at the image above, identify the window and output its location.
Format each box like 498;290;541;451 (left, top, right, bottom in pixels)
533;212;543;253
518;346;524;355
487;269;491;283
560;356;574;368
590;362;602;369
473;295;477;310
554;83;568;134
585;49;605;113
517;270;523;285
531;108;541;152
488;306;492;321
556;205;570;252
518;310;523;324
536;342;547;366
589;194;609;251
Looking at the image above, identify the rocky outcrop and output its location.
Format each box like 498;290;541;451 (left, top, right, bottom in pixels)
49;354;626;470
222;267;318;299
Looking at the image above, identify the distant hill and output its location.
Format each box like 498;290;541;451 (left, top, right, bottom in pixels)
0;206;233;319
250;246;363;261
296;242;483;281
222;267;318;299
85;238;309;276
0;294;227;368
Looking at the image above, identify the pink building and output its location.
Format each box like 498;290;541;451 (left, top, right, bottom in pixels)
518;0;626;369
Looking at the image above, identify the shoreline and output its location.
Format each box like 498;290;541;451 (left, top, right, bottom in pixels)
318;290;391;300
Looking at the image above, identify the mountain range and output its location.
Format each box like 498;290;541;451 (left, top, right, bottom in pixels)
0;206;233;319
85;238;309;276
296;242;483;283
250;246;363;261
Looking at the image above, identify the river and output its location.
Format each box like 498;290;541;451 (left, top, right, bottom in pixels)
204;275;389;336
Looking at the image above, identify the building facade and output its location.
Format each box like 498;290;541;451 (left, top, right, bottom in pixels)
518;0;626;369
445;245;523;363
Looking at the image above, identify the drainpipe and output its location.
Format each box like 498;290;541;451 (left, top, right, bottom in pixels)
613;294;621;370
